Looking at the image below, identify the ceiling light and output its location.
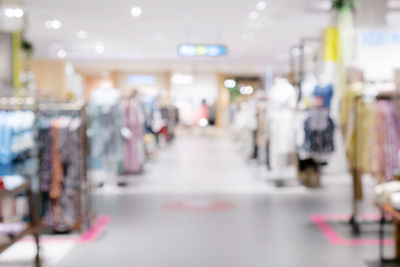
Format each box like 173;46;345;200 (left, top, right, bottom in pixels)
240;86;254;95
77;31;88;39
256;1;267;11
4;7;24;18
171;74;193;85
131;7;143;18
249;11;259;20
45;20;62;30
224;79;237;89
57;49;67;59
95;43;105;54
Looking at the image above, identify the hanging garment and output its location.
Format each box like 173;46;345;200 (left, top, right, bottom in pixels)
256;105;269;148
382;101;400;181
301;115;335;154
123;101;144;173
346;99;400;182
313;84;334;109
39;114;84;232
0;111;35;176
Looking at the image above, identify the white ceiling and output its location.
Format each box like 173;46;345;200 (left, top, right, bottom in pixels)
20;0;332;75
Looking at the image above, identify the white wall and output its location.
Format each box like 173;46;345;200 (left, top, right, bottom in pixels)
170;73;218;105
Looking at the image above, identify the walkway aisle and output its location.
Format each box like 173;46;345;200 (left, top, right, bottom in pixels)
56;132;376;267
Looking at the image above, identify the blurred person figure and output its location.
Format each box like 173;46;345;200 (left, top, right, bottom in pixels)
198;99;210;128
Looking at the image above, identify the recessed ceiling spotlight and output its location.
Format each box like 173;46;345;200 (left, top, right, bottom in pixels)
4;7;24;18
240;86;254;95
256;1;267;11
57;49;67;59
224;79;237;89
45;20;62;30
95;43;105;54
77;31;88;39
131;6;143;18
249;11;259;20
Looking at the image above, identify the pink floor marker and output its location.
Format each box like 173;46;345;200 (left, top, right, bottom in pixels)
19;215;112;244
79;216;112;243
311;214;394;246
311;215;344;245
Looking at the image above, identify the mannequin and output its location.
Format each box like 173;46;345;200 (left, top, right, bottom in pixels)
89;85;123;186
268;78;297;170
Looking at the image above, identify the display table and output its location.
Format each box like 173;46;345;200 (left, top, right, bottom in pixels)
0;176;41;266
377;203;400;263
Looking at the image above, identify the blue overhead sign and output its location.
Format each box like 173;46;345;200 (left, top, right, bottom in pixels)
178;44;227;57
359;31;400;46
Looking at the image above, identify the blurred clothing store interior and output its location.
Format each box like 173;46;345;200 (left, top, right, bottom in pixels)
2;0;400;266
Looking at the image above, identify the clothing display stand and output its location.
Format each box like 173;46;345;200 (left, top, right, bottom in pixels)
349;94;400;234
0;179;41;266
377;203;400;264
0;97;41;266
38;101;93;232
297;107;334;188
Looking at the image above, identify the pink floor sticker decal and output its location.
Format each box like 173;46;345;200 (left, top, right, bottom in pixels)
79;216;112;243
20;215;112;244
311;214;394;246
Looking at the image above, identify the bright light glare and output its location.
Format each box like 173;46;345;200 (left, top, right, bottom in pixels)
256;1;267;10
249;11;259;20
171;74;194;85
45;20;62;29
224;79;237;89
199;118;209;127
57;49;67;58
78;31;88;39
240;86;254;95
4;8;24;18
131;7;143;18
95;44;105;54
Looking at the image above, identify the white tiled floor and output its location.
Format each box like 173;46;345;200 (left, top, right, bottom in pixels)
93;131;310;195
54;130;382;267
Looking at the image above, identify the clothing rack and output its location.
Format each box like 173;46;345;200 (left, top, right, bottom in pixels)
350;93;400;233
37;101;93;232
0;97;41;266
0;97;36;110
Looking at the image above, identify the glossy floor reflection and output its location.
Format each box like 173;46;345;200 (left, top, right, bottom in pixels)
55;131;380;267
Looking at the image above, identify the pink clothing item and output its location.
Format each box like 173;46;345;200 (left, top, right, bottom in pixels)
123;102;143;173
